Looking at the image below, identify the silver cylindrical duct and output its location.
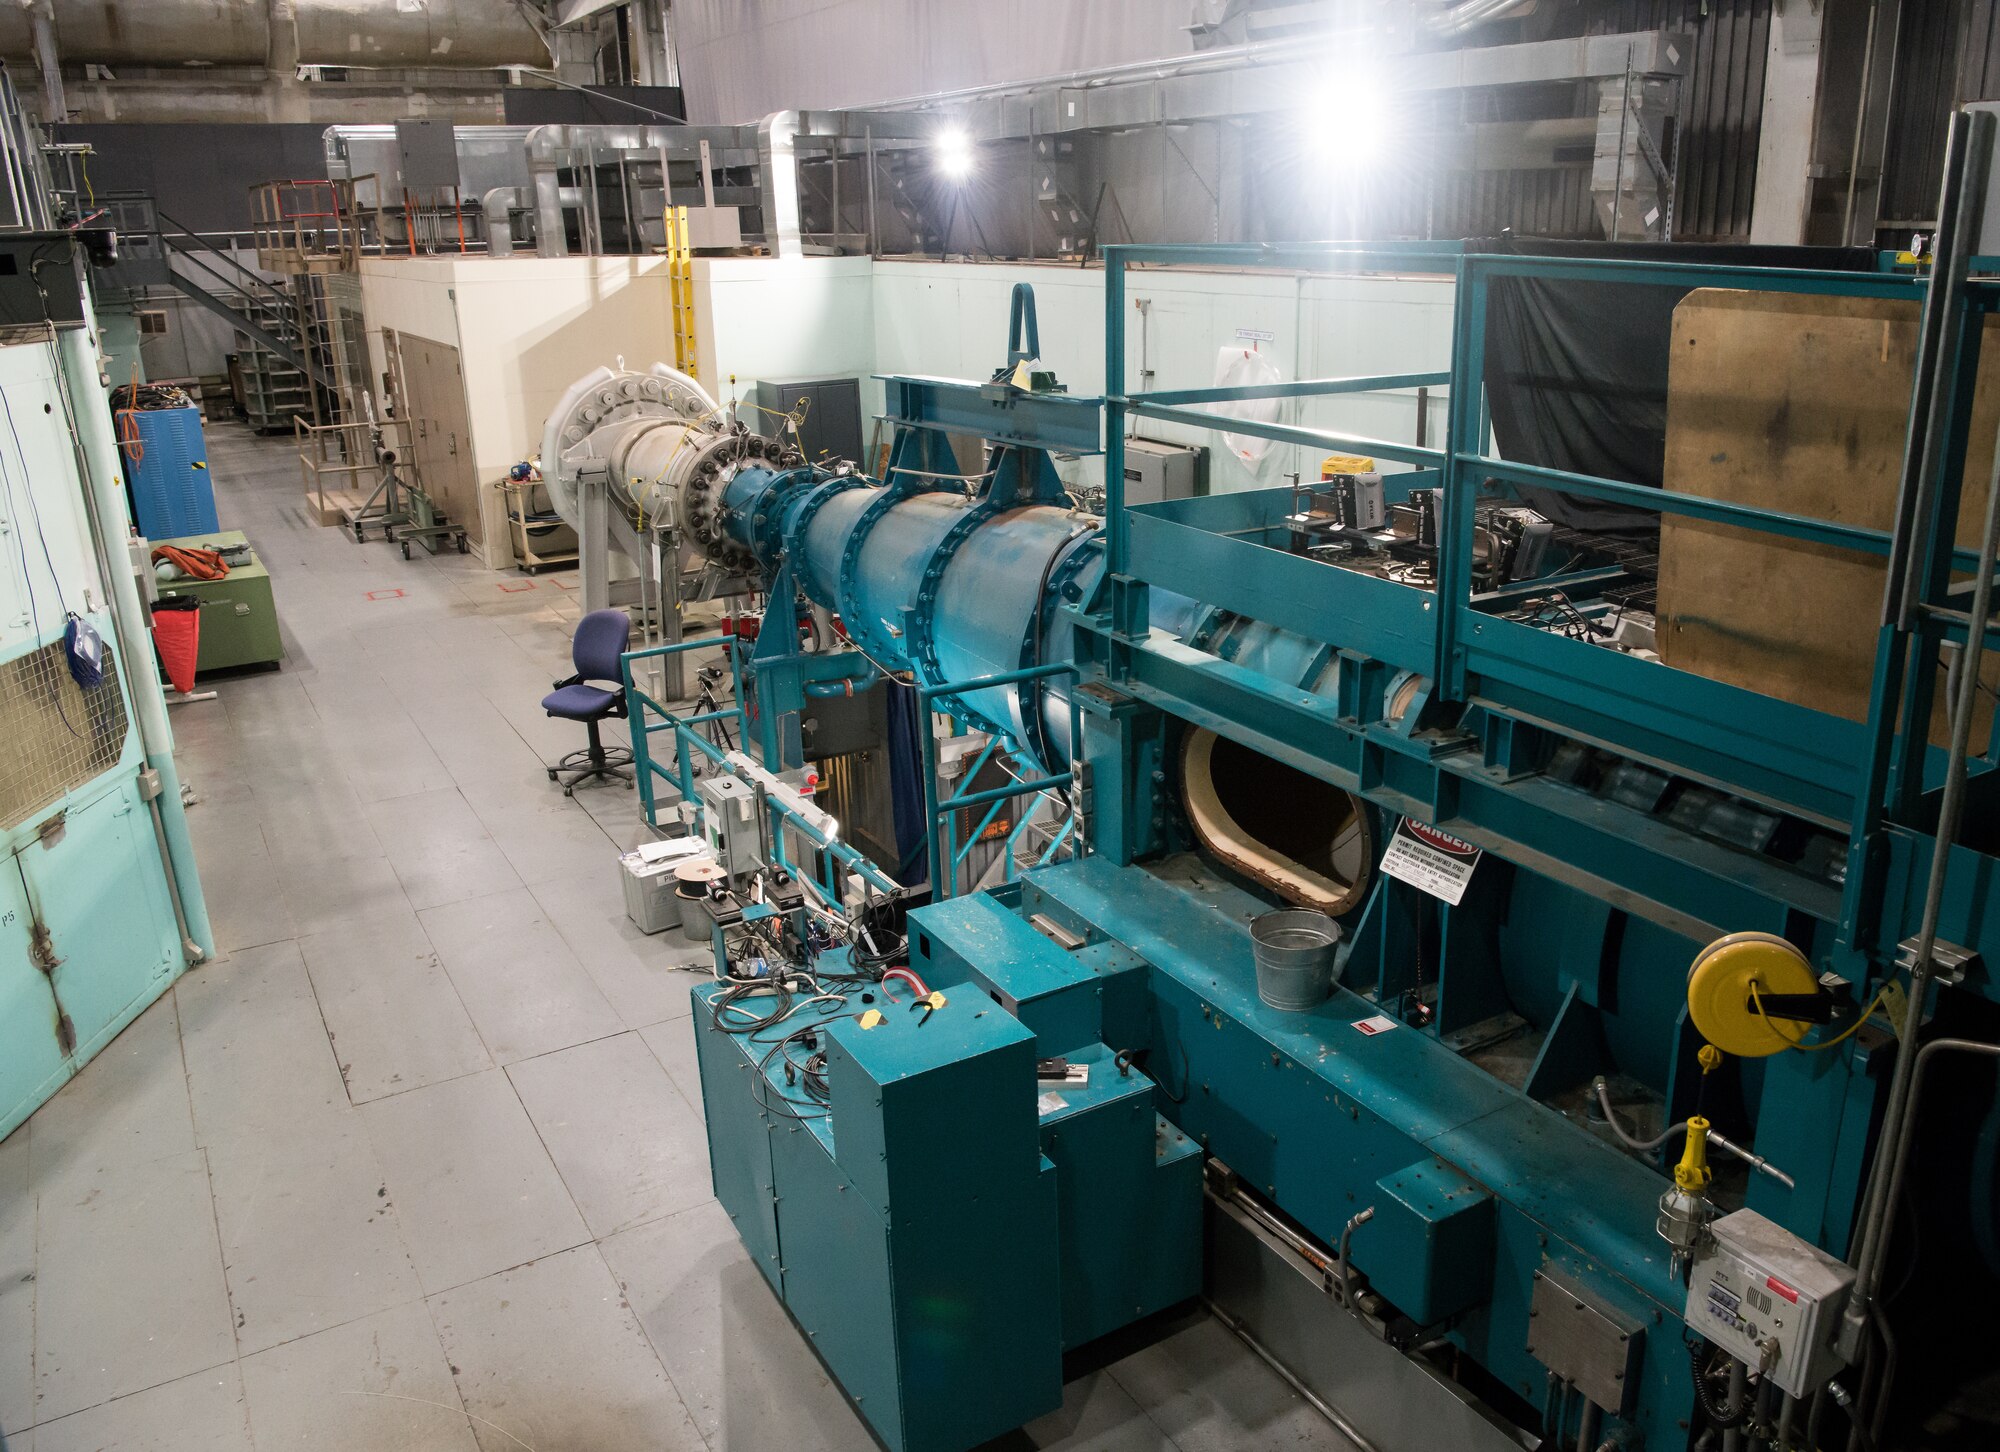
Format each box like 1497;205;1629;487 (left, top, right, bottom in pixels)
0;0;270;66
757;111;802;260
0;0;547;68
483;185;528;257
540;362;797;576
294;0;548;69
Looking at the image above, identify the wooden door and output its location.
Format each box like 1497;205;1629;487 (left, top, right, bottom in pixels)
386;330;481;549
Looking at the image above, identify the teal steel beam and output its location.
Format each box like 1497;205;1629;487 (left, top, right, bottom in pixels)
1468;454;1976;565
879;374;1104;454
1127;400;1444;468
1139;371;1451;407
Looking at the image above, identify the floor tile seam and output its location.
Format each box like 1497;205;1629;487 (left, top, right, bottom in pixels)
23;1353;242;1435
577;1237;713;1449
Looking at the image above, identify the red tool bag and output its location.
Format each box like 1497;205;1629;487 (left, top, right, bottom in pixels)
151;595;202;694
151;544;230;581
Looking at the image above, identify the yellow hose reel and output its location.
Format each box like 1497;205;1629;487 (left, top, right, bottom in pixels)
1686;932;1821;1057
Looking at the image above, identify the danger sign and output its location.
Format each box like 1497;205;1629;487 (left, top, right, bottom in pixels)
1379;816;1482;906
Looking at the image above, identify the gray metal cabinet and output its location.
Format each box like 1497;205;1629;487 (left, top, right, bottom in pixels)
755;375;863;469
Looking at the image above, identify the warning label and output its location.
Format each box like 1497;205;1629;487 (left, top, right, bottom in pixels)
1379;816;1482;906
1351;1014;1398;1037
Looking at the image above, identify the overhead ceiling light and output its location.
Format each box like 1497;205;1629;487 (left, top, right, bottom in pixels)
1302;78;1390;175
934;128;974;181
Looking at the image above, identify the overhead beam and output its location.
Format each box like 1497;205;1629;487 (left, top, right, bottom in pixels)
801;30;1690;144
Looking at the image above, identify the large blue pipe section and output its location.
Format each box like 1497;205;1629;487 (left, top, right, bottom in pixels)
715;457;1758;1112
716;463;1113;766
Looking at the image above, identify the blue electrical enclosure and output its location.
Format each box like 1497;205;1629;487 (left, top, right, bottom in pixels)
122;402;216;539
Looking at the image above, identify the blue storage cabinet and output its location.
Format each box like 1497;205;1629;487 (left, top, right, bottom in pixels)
122;403;217;539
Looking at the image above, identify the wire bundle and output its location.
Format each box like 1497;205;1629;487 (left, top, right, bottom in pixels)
703;875;923;1122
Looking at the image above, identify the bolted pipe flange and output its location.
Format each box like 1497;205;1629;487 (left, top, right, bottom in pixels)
783;475;869;604
1009;528;1099;770
905;494;1013;744
834;473;955;668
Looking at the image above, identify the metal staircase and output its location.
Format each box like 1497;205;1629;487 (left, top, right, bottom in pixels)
152;210;335;429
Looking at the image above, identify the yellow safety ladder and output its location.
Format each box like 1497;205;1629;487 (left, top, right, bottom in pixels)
668;205;697;380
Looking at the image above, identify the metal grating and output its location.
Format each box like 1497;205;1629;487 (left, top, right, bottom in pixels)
0;638;130;832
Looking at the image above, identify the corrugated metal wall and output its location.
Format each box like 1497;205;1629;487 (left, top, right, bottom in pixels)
1576;0;1772;241
1378;0;1774;243
1880;0;1998;229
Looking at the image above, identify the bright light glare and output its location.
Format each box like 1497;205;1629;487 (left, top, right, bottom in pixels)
934;128;974;180
1302;81;1390;174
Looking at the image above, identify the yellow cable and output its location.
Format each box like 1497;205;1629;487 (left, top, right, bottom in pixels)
1749;980;1890;1053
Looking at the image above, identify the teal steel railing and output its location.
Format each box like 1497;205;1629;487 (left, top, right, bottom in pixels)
919;661;1081;899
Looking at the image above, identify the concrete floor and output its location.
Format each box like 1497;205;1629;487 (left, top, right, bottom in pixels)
0;421;1360;1452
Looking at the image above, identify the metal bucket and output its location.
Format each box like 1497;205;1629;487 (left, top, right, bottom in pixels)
679;886;716;945
1250;909;1342;1011
676;859;726;945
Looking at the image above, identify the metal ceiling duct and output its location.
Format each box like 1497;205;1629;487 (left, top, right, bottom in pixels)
0;1;271;66
293;0;549;69
0;0;547;69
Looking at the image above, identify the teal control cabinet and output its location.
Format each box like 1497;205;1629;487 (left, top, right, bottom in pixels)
693;925;1203;1452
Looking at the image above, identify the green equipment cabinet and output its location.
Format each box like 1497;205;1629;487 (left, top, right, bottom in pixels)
154;530;284;674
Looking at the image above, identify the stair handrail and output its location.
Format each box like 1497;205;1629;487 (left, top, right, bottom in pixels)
155;210;294;311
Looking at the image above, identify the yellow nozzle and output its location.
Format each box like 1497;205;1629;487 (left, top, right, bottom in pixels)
1676;1115;1714;1194
1698;1044;1723;1075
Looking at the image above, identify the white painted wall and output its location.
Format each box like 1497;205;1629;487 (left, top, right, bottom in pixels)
869;260;1456;494
696;256;877;425
355;253;1457;566
359;254;679;565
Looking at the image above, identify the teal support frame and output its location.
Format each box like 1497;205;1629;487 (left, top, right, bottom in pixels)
918;661;1081;899
622;636;899;902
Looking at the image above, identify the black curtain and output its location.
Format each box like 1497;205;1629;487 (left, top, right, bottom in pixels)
1475;238;1879;533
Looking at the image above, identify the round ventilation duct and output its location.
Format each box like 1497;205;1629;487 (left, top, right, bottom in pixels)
1181;727;1372;916
0;1;270;66
294;0;550;69
0;0;550;69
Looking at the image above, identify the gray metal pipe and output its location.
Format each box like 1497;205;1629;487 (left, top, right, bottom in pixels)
293;0;546;69
53;318;214;960
483;186;528;257
27;2;63;121
1856;1037;2000;1440
1850;254;2000;1316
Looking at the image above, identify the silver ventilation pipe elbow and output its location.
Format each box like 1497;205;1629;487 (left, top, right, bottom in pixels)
483;186;528;256
757;110;802;260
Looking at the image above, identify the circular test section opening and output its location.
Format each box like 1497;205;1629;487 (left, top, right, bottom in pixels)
1180;728;1372;917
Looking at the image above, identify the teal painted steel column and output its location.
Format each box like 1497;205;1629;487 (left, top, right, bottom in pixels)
56;320;213;962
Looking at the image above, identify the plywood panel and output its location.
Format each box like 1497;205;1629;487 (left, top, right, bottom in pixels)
387;330;482;549
1657;289;1998;748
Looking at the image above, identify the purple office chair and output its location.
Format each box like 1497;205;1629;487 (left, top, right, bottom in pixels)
542;608;635;795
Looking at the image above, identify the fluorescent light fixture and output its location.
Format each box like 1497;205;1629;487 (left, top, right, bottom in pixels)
934;128;974;180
